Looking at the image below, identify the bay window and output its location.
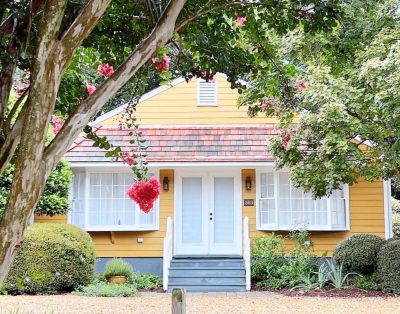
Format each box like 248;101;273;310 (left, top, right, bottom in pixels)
257;171;349;231
69;170;159;231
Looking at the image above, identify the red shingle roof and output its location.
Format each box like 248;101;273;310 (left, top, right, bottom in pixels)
65;125;279;163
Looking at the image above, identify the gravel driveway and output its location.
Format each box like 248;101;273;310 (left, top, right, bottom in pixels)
0;292;399;314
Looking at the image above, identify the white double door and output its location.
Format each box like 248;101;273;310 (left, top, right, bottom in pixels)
175;169;242;256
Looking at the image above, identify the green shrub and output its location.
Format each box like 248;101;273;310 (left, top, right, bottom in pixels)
5;223;95;294
392;198;400;213
251;233;286;288
73;282;137;297
393;212;400;238
251;231;317;289
0;160;72;219
377;239;400;293
354;273;381;291
103;259;134;283
133;272;162;290
333;234;385;275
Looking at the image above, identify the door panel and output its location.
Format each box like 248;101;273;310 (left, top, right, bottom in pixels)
175;174;208;255
182;178;203;244
174;170;241;256
209;175;241;255
213;178;235;243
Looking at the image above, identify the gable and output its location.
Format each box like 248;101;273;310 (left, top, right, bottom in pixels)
95;74;277;126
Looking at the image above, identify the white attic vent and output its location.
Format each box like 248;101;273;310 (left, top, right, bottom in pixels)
197;78;218;106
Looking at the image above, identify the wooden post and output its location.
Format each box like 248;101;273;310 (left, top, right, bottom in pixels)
172;288;186;314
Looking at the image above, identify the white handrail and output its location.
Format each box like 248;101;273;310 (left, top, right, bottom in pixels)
243;216;251;291
163;216;173;291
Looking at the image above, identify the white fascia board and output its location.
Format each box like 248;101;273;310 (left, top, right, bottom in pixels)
91;77;187;125
69;161;275;169
383;179;393;239
90;73;249;126
215;73;248;87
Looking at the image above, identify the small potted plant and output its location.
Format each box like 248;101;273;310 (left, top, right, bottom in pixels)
103;259;133;284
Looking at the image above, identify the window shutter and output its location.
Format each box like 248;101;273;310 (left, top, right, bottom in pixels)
197;79;217;105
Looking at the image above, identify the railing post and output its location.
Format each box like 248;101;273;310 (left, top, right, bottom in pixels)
163;216;173;291
172;288;186;314
243;216;251;291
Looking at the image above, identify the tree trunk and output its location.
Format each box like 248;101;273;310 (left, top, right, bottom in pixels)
0;0;68;285
0;0;186;286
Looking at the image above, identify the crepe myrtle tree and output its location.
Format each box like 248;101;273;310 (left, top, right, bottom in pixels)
239;0;400;197
0;0;338;285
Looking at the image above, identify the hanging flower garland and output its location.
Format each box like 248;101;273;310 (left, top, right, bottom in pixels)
81;59;170;213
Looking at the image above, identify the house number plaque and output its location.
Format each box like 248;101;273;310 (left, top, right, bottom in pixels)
244;199;254;206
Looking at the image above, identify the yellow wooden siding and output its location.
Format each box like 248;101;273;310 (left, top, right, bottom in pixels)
241;169;385;256
89;169;174;257
36;169;385;257
34;214;67;224
100;76;277;126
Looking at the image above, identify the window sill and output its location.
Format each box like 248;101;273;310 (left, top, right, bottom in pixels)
196;104;218;107
257;225;350;232
85;226;159;232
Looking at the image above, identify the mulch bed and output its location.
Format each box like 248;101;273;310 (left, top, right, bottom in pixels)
252;283;398;298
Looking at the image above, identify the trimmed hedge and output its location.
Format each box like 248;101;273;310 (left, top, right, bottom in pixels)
333;234;385;275
5;223;95;294
377;239;400;293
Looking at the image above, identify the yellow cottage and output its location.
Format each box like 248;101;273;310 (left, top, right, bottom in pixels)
35;74;393;292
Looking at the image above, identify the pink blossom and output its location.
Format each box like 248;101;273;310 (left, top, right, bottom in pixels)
236;16;247;26
299;82;308;89
87;84;97;95
51;115;62;124
282;134;291;150
126;176;160;213
97;63;114;77
151;54;170;72
51;115;63;135
53;123;62;135
121;151;135;166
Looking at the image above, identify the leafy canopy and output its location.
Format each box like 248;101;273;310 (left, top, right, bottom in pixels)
238;0;400;197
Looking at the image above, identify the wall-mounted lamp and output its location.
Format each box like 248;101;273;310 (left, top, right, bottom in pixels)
163;176;170;191
245;176;252;190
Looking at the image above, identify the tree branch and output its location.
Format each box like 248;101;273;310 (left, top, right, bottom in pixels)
59;0;111;70
4;88;29;131
175;1;243;33
44;0;187;169
0;104;28;174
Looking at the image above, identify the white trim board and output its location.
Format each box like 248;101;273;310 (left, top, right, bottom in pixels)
69;161;276;169
383;179;393;239
91;77;186;125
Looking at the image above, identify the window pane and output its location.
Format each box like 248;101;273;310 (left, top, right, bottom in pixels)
85;172;158;229
260;173;274;198
260;199;276;225
70;173;85;228
274;173;346;229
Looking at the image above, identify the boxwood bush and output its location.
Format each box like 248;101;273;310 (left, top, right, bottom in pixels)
333;234;385;275
377;239;400;293
5;223;95;294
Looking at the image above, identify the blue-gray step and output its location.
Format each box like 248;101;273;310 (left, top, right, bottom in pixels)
167;258;246;292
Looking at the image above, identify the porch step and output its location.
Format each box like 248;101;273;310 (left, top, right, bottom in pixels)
167;257;246;292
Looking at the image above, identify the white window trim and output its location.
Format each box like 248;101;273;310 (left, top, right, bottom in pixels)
255;168;350;231
196;78;218;106
68;168;160;232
